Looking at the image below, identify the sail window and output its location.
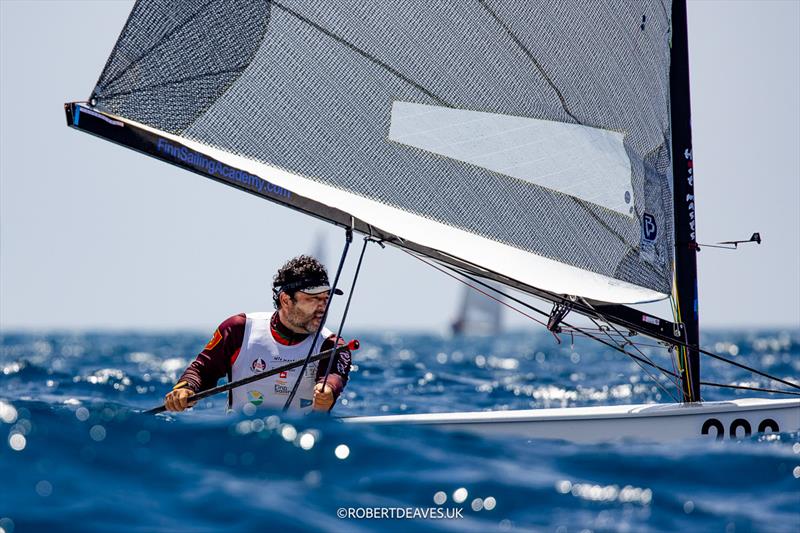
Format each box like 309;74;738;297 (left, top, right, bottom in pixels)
389;101;634;217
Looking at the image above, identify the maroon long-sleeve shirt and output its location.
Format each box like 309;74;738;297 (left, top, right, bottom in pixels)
175;312;351;408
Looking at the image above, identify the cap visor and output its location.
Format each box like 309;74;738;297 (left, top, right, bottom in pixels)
301;285;344;296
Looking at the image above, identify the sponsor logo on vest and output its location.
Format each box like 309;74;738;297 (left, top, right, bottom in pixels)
274;380;290;395
247;390;264;406
300;399;313;408
279;371;288;379
251;358;267;373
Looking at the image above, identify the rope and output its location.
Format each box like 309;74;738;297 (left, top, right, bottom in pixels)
404;251;680;393
404;250;800;397
321;236;371;390
283;227;351;410
580;298;683;401
584;313;681;403
401;250;550;329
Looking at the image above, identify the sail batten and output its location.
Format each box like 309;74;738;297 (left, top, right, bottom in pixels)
82;0;678;304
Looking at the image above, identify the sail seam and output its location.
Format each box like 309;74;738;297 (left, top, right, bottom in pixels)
97;0;218;93
184;1;275;134
91;0;145;98
98;68;249;101
272;1;450;106
477;0;582;125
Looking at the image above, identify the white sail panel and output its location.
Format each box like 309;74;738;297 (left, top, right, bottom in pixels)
389;101;634;217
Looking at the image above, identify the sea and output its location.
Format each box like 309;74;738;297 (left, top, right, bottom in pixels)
1;328;798;532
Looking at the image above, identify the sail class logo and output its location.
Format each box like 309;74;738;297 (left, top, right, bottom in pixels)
247;390;264;406
251;358;267;373
643;213;657;241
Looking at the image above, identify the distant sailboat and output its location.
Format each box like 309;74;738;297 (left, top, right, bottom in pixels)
451;284;503;336
310;231;327;267
66;0;799;442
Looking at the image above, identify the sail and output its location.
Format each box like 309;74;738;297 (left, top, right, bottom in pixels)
310;231;327;267
452;284;503;336
80;0;677;304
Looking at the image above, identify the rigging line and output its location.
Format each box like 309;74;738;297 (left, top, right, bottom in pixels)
272;1;450;106
694;348;800;391
698;382;800;397
670;281;697;400
144;343;354;414
558;320;682;382
321;235;371;391
98;0;218;93
694;243;742;250
591;297;800;392
560;324;675;350
440;259;800;392
404;250;681;380
400;250;550;328
558;327;687;380
283;227;352;411
583;313;682;403
564;328;676;352
667;344;681;389
580;298;683;393
581;303;681;395
476;0;581;124
562;331;674;351
669;288;690;396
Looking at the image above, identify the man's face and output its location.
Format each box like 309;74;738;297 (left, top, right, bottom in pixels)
283;290;329;333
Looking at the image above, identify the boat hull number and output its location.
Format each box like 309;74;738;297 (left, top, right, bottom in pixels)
701;418;779;440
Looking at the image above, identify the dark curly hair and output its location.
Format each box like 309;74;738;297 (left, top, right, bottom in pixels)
272;255;329;309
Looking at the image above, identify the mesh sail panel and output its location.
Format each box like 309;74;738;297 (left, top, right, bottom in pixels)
91;0;676;299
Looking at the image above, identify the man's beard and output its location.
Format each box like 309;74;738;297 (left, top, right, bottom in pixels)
286;308;321;334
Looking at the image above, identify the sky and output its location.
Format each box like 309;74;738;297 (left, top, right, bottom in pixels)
1;1;798;333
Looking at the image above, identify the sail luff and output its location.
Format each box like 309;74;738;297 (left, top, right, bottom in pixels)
669;0;701;402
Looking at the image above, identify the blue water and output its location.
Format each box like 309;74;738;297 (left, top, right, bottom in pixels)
1;328;798;532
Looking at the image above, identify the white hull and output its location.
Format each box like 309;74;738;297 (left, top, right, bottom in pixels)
342;398;800;444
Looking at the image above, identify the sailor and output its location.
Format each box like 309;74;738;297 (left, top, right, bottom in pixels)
164;255;352;413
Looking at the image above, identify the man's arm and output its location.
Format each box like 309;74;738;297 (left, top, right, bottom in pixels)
164;314;245;411
313;334;352;412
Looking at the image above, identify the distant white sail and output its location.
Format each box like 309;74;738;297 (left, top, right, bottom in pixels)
451;285;503;336
310;231;327;267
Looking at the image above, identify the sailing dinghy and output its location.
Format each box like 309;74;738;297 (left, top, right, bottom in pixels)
66;0;799;442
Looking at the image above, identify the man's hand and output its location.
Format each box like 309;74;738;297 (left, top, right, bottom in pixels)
164;387;196;412
312;382;334;412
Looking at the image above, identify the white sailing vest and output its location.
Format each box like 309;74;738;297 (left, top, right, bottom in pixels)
230;312;332;412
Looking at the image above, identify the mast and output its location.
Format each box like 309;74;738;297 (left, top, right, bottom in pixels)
669;0;701;402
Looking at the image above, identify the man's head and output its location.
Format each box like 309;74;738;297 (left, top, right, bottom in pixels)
272;255;342;334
